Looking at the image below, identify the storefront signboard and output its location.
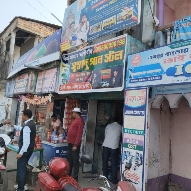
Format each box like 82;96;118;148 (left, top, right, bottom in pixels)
121;87;148;191
36;71;44;93
61;0;141;51
5;79;15;97
126;40;191;87
27;71;37;93
42;68;57;93
58;35;127;94
8;29;61;78
14;73;29;94
36;68;58;93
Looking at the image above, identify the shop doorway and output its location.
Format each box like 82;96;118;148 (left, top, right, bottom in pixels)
148;97;191;191
92;100;123;179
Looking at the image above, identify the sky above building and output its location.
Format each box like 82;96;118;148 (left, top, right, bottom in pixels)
0;0;67;32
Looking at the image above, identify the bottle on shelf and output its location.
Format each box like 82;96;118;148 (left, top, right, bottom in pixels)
51;131;56;143
47;131;51;142
58;134;63;143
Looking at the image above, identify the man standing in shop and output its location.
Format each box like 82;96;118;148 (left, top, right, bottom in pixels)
102;116;122;184
67;107;84;181
10;109;36;191
47;114;64;135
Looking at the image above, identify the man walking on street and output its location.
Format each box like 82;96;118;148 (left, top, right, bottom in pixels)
102;116;122;184
11;109;36;191
67;107;84;181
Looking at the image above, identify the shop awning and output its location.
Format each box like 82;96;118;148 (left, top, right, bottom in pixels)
7;28;62;79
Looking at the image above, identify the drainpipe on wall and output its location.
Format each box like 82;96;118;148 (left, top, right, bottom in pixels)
157;0;164;27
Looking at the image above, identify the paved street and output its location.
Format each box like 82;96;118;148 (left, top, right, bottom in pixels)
6;151;103;191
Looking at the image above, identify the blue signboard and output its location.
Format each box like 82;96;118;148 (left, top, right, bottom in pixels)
126;40;191;87
8;29;62;78
61;0;141;51
172;15;191;42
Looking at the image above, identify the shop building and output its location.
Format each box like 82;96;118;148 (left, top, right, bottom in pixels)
124;23;191;191
0;16;60;124
5;27;68;166
119;1;191;190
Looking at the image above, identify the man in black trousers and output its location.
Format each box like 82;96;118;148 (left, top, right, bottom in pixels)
11;109;36;191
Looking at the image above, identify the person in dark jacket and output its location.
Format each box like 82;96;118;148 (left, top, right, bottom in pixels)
10;109;36;191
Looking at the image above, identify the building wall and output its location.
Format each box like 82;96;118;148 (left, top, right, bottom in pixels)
142;0;155;46
147;97;191;190
20;38;35;56
14;45;20;64
147;99;171;191
163;0;191;25
171;98;191;179
164;2;175;26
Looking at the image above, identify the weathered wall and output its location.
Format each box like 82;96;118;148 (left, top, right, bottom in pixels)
171;98;191;179
174;0;191;21
14;45;20;64
20;38;35;56
17;18;58;37
147;99;171;191
147;97;191;190
142;0;155;46
164;2;175;26
163;0;191;25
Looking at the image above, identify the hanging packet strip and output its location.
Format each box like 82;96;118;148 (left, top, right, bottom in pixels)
172;15;191;42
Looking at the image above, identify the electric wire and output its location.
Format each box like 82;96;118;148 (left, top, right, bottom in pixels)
35;0;84;43
23;0;52;23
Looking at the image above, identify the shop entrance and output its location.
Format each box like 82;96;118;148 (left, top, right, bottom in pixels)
92;100;123;180
148;97;191;191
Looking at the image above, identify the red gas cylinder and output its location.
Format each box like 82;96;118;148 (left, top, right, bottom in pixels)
49;157;70;179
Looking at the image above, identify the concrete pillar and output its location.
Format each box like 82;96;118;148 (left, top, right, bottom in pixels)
34;36;39;46
0;40;6;63
8;31;16;72
157;0;164;27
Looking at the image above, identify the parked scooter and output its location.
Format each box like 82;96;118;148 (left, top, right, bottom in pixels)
35;155;136;191
80;155;136;191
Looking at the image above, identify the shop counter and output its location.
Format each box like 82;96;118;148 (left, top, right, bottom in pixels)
42;141;68;163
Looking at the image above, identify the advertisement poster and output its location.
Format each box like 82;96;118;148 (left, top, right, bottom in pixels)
58;35;127;94
5;79;15;97
121;88;148;191
27;71;37;93
14;73;29;94
8;29;61;78
61;0;140;51
35;68;57;93
172;15;191;42
42;68;57;93
126;40;191;87
35;71;44;93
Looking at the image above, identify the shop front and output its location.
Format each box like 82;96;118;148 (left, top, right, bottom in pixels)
123;40;191;191
57;34;146;180
5;29;73;167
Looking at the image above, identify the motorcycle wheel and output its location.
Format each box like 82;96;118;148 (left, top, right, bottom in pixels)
0;170;8;191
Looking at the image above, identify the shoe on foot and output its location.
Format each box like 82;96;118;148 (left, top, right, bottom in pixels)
14;184;28;190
